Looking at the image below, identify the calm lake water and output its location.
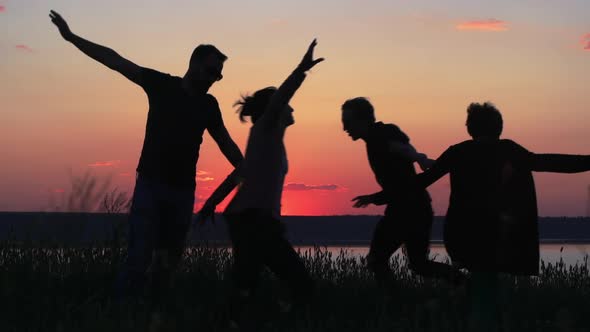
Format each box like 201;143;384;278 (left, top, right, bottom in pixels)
294;244;590;267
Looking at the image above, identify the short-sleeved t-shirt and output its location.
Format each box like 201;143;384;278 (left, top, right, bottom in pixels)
136;68;223;187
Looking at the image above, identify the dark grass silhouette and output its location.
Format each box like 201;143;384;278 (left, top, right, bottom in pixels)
1;244;590;332
46;170;131;214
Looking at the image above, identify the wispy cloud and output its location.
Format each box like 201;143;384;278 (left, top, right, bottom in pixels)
88;160;120;167
15;44;35;53
197;176;215;182
284;183;343;191
52;188;65;193
119;172;132;177
581;33;590;51
456;19;509;32
197;170;210;176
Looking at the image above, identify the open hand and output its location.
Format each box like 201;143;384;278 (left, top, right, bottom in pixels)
352;194;375;208
417;155;435;171
297;39;324;72
49;10;74;41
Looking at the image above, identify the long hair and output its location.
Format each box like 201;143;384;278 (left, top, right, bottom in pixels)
235;87;277;123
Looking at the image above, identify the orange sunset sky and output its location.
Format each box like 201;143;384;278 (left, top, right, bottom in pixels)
1;0;589;216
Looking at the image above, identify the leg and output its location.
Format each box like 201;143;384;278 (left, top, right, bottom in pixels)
367;215;404;288
405;205;464;284
261;221;314;308
468;271;499;332
226;213;265;328
151;183;195;305
114;176;160;300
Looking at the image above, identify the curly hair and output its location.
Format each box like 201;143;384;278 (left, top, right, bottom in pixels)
466;102;503;139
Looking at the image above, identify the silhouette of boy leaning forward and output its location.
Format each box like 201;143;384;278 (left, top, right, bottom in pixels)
341;97;463;290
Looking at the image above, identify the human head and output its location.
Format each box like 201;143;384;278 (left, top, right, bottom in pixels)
185;44;227;93
341;97;376;141
235;87;295;127
466;102;503;139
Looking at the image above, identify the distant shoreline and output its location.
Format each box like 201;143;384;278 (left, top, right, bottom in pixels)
1;212;590;245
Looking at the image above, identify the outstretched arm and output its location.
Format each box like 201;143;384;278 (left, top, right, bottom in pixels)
353;147;448;209
196;168;243;224
258;39;324;128
389;141;435;171
351;191;390;208
207;102;244;168
49;10;142;84
415;147;454;188
531;154;590;173
210;125;243;168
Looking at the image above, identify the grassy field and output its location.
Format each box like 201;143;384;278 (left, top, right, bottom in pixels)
1;242;590;332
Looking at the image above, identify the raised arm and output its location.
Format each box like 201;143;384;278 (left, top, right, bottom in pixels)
258;39;324;128
49;10;142;84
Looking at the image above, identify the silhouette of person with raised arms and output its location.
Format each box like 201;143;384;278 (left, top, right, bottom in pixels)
49;10;243;302
341;97;464;290
198;40;323;330
416;102;590;331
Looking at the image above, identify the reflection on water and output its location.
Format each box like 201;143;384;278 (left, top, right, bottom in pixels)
294;244;590;267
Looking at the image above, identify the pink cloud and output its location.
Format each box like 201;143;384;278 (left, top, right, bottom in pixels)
88;160;120;167
119;172;132;177
284;183;343;191
196;170;210;176
15;44;35;52
581;33;590;51
52;188;65;193
456;19;509;32
270;18;287;26
0;5;5;12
